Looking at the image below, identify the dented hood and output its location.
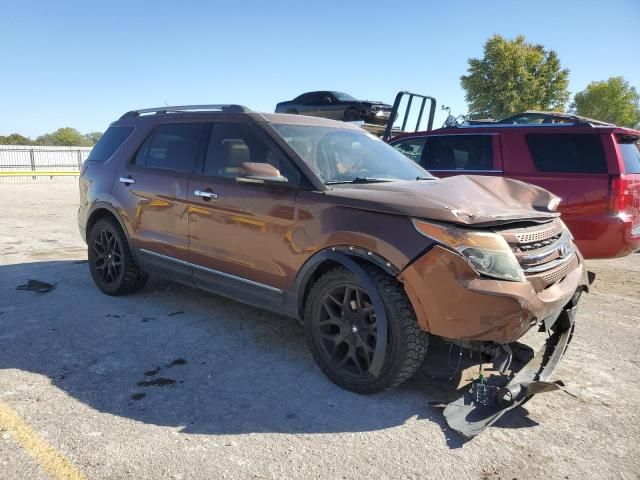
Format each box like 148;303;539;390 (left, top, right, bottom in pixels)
324;175;560;226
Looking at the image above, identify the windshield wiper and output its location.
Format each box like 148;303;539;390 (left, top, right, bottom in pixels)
325;177;393;185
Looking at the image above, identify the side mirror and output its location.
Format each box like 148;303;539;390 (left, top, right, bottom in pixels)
237;162;289;185
322;96;332;104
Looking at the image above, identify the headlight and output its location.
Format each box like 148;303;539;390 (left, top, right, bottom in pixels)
412;219;526;282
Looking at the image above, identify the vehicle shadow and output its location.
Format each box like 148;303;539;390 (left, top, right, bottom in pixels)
0;260;539;447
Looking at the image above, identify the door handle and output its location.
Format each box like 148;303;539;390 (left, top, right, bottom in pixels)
194;189;218;200
119;176;135;185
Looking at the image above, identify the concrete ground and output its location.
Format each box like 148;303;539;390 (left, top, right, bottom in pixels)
0;181;638;479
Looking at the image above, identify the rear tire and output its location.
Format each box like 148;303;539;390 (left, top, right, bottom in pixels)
88;218;147;296
304;265;429;394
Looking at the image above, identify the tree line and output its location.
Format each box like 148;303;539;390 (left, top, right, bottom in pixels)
461;34;640;127
0;127;103;147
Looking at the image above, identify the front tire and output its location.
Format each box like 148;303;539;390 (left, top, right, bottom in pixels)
88;218;147;296
343;108;360;122
304;265;429;394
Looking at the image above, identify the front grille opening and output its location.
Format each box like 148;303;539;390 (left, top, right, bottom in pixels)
515;232;562;253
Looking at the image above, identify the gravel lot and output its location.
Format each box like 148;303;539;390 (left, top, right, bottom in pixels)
1;181;639;480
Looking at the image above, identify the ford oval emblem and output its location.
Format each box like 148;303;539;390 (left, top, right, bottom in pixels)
559;243;571;258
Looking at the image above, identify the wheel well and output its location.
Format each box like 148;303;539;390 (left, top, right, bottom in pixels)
86;208;120;239
297;256;391;320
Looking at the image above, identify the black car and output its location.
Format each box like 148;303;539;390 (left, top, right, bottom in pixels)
275;91;392;125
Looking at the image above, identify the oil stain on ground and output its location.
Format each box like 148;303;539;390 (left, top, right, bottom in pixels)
137;378;176;387
166;358;187;367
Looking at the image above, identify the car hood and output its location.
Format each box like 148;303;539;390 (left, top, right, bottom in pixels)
323;175;560;226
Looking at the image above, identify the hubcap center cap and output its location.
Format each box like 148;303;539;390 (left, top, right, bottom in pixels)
351;325;358;333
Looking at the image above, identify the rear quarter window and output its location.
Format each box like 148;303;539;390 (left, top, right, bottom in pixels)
526;133;607;173
86;126;134;162
617;136;640;174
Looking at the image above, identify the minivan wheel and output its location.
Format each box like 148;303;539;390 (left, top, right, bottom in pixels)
304;266;429;394
87;218;147;296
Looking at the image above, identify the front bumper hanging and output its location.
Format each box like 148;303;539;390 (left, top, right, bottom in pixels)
441;296;581;439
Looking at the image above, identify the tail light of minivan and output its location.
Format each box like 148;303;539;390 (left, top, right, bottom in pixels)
610;175;640;231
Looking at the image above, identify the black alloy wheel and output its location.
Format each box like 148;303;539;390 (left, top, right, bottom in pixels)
92;228;123;286
314;283;379;378
87;218;147;296
305;266;429;394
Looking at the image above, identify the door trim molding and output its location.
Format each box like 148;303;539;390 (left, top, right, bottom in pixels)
139;248;283;294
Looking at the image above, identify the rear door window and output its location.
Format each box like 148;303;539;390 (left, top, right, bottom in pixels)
391;137;427;163
526;133;607;173
421;135;494;171
134;123;204;172
86;126;134;162
616;136;640;174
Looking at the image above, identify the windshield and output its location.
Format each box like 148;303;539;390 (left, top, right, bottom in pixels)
333;92;357;102
271;124;434;184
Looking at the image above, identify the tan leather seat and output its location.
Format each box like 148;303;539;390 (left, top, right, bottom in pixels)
221;140;250;176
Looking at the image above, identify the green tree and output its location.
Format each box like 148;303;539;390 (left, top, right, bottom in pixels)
35;127;89;146
84;131;103;145
572;77;640;127
0;133;32;145
461;34;570;119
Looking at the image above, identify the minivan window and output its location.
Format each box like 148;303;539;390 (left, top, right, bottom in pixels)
617;136;640;174
203;122;298;182
421;135;494;171
134;123;203;172
526;133;607;173
86;126;134;162
391;137;427;163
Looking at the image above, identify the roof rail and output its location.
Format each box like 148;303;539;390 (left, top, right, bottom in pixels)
120;104;251;119
496;111;615;127
451;122;608;130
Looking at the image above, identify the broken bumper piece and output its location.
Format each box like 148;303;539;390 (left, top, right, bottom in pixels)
442;295;580;439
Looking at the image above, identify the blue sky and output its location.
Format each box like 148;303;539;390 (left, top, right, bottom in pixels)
1;0;639;137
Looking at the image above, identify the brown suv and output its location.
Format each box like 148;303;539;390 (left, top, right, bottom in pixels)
79;105;588;435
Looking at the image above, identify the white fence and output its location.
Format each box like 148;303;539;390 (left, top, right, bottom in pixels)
0;145;93;182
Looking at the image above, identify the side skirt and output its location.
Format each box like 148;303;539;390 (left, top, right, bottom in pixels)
138;248;297;318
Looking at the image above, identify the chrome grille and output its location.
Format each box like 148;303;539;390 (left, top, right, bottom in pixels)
516;233;562;252
497;219;578;289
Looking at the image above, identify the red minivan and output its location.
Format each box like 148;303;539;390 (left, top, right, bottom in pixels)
389;123;640;258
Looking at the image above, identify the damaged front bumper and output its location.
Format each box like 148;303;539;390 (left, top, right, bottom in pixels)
398;245;588;344
397;242;590;437
442;291;581;438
